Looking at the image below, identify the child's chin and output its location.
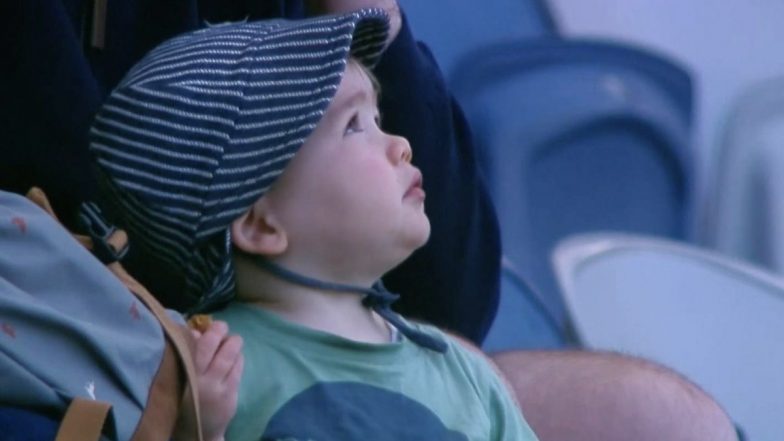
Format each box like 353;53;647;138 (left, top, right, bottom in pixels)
406;220;431;250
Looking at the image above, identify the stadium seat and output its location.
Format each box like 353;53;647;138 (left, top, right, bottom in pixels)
481;257;568;352
452;39;695;338
706;75;784;274
553;232;784;441
398;0;557;80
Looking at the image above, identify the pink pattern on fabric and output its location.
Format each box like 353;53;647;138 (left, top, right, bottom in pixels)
11;217;27;234
2;323;16;339
129;302;141;320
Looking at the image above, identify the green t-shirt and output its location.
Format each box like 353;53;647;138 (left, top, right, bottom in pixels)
215;303;539;441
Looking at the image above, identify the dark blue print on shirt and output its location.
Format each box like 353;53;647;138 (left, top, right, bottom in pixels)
262;382;469;441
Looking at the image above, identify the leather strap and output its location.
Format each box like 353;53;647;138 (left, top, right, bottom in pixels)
55;398;112;441
130;343;185;441
91;0;107;49
108;262;204;441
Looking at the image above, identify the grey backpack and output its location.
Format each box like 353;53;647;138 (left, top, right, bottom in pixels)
0;188;204;440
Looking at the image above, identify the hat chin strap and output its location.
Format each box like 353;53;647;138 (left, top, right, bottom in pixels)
251;257;447;353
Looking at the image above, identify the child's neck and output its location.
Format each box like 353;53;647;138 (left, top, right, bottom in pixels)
239;267;393;345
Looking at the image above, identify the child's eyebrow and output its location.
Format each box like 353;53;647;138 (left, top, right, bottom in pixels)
336;89;378;114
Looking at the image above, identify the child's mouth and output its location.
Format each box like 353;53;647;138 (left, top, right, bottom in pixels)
404;172;425;200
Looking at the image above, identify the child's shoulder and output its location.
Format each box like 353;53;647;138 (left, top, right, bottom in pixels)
405;319;497;371
403;319;518;408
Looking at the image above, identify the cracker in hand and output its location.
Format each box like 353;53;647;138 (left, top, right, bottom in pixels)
187;314;213;333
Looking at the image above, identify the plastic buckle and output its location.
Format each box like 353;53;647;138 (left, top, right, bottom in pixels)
78;202;129;264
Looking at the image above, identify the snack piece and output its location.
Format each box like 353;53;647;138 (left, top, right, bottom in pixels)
187;314;213;333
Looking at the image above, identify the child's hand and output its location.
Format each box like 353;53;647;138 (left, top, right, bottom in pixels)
175;320;244;441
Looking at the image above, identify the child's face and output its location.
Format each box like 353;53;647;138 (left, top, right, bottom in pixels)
260;61;431;281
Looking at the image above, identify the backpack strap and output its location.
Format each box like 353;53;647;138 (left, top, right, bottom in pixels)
55;398;112;441
25;187;204;441
108;261;204;441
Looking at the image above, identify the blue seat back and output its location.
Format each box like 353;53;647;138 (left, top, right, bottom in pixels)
454;39;694;333
481;258;566;352
398;0;557;80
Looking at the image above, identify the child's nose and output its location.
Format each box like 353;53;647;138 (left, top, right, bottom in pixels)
387;135;413;164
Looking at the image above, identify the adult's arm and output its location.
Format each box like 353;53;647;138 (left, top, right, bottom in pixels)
492;350;738;441
372;10;501;343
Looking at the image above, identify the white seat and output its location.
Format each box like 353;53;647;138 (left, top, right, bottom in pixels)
553;232;784;441
396;0;556;81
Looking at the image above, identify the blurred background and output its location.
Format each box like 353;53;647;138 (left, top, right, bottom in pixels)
549;0;784;233
398;2;784;440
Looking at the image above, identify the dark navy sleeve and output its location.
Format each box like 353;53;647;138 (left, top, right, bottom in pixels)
376;14;501;344
1;0;101;228
0;0;201;229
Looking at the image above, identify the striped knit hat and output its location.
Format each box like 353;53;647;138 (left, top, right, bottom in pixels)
90;9;390;312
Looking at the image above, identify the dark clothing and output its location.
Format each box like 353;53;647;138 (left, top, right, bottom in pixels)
1;1;500;343
373;16;501;342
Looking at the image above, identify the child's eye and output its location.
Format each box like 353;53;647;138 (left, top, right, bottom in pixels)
344;113;362;135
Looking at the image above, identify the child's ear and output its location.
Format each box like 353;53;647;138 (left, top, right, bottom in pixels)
231;198;288;256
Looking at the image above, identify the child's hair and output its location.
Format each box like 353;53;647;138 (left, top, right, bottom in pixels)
90;10;390;312
348;56;382;99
